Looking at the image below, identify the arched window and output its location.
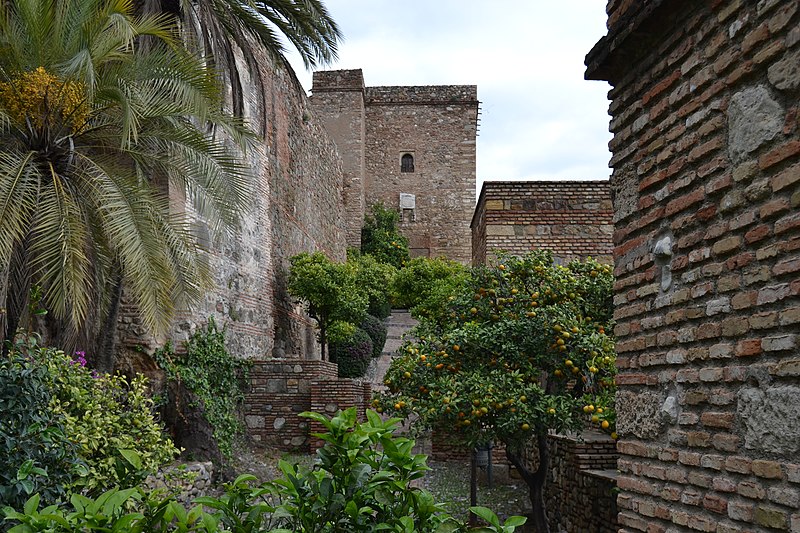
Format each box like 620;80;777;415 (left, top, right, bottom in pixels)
401;153;414;173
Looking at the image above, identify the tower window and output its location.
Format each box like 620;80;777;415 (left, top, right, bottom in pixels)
401;153;415;173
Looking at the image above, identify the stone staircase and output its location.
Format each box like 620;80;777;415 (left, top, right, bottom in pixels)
364;310;417;391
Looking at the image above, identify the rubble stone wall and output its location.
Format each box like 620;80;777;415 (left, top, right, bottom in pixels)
587;0;800;531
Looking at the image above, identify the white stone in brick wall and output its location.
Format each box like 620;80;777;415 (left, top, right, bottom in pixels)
727;85;784;162
246;415;265;428
768;48;800;91
273;417;286;430
661;396;679;423
762;334;797;352
706;297;732;316
738;387;800;455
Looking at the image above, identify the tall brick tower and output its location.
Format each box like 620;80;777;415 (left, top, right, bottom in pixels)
311;70;479;263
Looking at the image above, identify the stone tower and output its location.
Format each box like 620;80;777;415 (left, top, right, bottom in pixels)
311;69;479;263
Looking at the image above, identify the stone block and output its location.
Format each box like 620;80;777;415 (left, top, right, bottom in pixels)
727;85;784;162
738;386;800;454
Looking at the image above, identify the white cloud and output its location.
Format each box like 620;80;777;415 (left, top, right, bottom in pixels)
286;0;613;192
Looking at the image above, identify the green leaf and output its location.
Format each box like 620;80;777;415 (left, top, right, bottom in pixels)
470;507;501;527
503;515;527;528
119;449;142;470
23;494;40;516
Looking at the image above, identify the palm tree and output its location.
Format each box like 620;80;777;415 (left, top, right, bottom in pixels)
171;0;342;119
0;0;254;358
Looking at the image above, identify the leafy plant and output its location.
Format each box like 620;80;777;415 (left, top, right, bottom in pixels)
3;409;525;532
264;408;460;532
360;203;410;270
40;348;179;494
392;257;469;311
155;319;249;459
2;487;218;532
288;252;368;360
349;252;396;319
378;251;615;533
329;328;372;378
359;314;388;359
0;348;82;509
469;507;527;533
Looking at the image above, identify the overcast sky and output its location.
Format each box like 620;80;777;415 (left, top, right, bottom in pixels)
285;1;613;192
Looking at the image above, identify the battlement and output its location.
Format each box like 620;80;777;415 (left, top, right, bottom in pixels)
312;69;365;92
365;85;478;105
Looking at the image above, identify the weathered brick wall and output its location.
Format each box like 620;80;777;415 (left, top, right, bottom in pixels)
117;44;347;362
364;86;478;263
310;70;366;248
587;1;800;531
546;432;619;533
471;181;614;265
308;379;373;450
244;359;338;451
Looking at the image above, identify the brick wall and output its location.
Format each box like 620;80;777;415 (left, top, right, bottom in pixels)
587;1;800;531
471;181;614;265
244;359;337;451
546;432;619;533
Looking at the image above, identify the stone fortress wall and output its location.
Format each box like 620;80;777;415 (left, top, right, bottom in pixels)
587;0;800;531
117;47;348;364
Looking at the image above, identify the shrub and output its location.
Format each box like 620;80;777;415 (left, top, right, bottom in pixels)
0;337;178;506
42;349;179;495
0;348;81;509
360;203;410;269
350;251;396;320
329;327;372;378
154;319;249;459
359;314;388;358
392;256;469;310
4;410;526;532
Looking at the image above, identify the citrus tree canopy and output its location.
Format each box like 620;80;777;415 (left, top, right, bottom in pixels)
0;0;253;345
378;251;616;533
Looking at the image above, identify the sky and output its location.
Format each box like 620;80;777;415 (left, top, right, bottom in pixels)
284;1;613;193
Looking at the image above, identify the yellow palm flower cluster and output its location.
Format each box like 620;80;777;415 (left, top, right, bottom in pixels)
0;67;89;133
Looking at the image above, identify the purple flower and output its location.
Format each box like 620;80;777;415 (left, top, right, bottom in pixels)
72;351;88;367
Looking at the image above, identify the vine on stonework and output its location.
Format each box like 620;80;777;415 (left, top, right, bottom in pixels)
154;319;249;458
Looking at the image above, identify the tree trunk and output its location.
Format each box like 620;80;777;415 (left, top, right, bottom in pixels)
505;432;550;533
2;243;31;353
93;270;123;373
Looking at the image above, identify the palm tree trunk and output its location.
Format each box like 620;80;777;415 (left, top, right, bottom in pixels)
505;433;550;533
3;242;31;353
93;270;124;373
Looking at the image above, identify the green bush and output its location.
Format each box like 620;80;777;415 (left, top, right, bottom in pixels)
42;349;179;495
392;257;469;310
329;327;372;378
154;319;249;459
350;252;396;320
0;338;177;507
4;409;525;532
360;203;410;269
0;348;82;509
359;314;387;358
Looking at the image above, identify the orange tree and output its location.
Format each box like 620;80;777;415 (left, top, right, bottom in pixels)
376;251;615;533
